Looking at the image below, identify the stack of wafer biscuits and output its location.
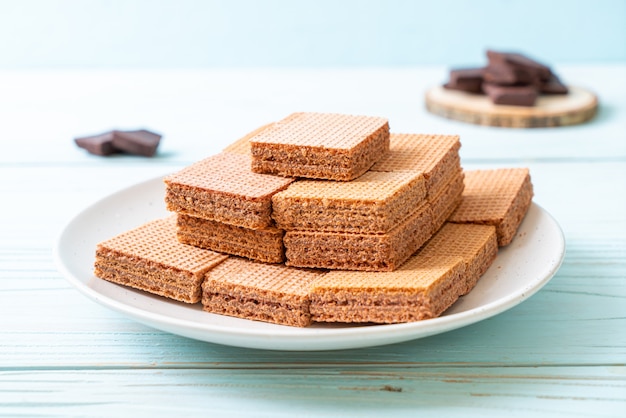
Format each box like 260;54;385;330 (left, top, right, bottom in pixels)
249;112;390;181
372;133;464;233
273;133;463;272
93;112;535;328
164;152;293;263
307;224;498;325
274;170;432;271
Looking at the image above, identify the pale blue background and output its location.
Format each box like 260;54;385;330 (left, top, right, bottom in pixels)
0;0;624;69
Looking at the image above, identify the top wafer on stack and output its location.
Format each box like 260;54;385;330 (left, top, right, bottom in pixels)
249;112;390;181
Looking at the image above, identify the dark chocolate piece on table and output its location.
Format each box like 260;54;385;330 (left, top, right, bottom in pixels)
444;67;485;93
74;131;118;156
483;83;538;107
111;129;162;157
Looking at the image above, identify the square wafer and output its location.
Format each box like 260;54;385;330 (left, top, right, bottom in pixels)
202;257;325;327
249;112;390;181
176;214;285;264
94;217;228;303
417;223;498;294
371;133;461;198
283;202;434;272
309;255;465;323
449;168;533;246
223;123;274;155
272;170;426;234
164;152;294;229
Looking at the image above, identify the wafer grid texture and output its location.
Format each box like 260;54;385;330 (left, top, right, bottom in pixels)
449;168;533;246
165;153;293;199
176;214;285;264
309;255;466;323
371;133;462;195
429;171;465;233
250;112;389;148
202;257;325;327
277;144;465;271
371;133;460;172
222;123;274;155
283;202;434;272
164;152;294;229
427;158;462;199
94;217;228;303
272;170;427;234
417;223;498;294
250;112;390;181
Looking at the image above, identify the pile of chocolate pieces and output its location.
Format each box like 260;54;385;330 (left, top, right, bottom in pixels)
444;50;569;106
75;129;162;157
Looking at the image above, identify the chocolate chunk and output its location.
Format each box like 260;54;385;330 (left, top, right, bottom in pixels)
540;73;569;95
483;83;538;106
487;50;552;81
441;50;568;107
74;131;118;156
483;63;539;86
111;129;162;157
444;67;485;93
74;129;162;157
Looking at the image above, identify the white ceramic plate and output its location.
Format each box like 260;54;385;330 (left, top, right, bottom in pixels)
54;177;565;351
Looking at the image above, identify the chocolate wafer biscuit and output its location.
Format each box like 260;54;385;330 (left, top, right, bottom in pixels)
417;223;497;294
223;123;274;155
371;133;461;198
250;112;390;181
272;170;426;234
176;214;285;264
309;255;465;323
283;202;434;272
202;257;325;327
94;217;228;303
429;170;464;233
164;152;294;229
449;168;533;246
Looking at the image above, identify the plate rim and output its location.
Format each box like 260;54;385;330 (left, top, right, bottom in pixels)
53;176;566;351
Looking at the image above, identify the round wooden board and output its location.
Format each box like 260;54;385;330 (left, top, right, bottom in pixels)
425;85;598;128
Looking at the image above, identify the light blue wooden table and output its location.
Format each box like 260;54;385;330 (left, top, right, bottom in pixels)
1;66;624;417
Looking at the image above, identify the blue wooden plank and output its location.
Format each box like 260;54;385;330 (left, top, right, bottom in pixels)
1;367;624;418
